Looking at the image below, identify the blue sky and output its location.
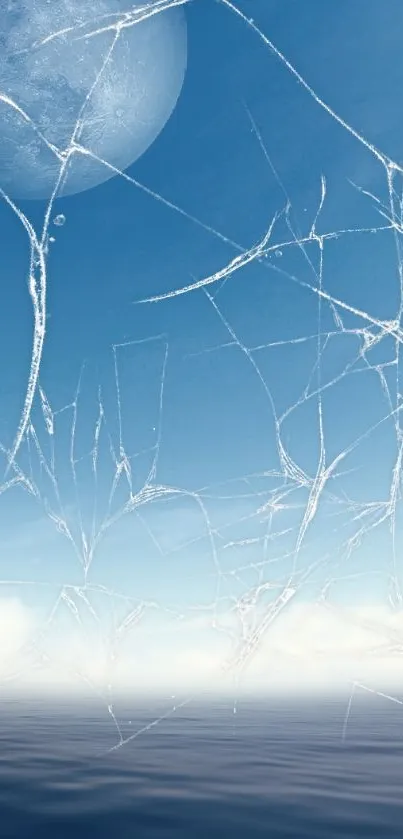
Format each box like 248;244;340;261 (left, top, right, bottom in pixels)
1;0;403;703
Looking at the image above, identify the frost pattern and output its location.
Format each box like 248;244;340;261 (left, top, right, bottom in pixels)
0;0;402;751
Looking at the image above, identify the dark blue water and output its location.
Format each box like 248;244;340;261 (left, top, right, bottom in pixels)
0;695;402;838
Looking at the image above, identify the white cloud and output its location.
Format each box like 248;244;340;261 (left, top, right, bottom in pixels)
0;597;35;670
4;597;403;698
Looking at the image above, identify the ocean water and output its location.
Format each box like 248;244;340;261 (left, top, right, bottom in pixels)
0;695;402;838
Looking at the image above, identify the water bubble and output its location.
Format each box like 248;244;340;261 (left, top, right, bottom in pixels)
53;214;65;227
275;249;282;258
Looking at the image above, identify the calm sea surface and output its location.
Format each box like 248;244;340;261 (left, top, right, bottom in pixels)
0;696;402;837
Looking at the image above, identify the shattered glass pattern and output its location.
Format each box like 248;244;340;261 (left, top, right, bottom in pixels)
0;0;403;752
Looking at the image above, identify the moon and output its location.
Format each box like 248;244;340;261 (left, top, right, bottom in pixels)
0;0;187;199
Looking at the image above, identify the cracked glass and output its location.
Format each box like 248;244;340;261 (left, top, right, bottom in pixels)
0;0;402;752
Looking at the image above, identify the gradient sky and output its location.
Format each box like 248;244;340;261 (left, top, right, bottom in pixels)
1;0;403;707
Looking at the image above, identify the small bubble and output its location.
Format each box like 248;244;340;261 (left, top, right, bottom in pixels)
53;214;65;227
49;236;55;243
275;249;282;258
